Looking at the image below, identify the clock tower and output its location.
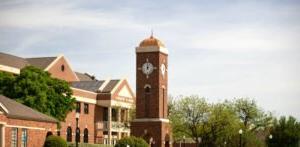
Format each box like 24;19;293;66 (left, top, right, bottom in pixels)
131;35;172;147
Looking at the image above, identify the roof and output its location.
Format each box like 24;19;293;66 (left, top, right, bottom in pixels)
139;35;165;47
0;52;29;68
71;79;121;93
0;95;57;123
0;52;57;70
102;80;120;93
26;57;57;69
71;81;105;92
75;72;96;81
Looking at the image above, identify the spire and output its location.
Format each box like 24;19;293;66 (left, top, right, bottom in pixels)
150;29;153;38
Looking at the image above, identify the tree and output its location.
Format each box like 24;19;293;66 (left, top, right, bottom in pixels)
169;95;209;143
0;66;76;121
267;116;300;147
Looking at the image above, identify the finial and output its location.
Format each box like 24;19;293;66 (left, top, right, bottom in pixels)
150;29;153;38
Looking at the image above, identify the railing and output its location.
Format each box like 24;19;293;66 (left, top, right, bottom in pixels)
96;121;130;131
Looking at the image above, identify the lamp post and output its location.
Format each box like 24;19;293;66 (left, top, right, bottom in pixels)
75;112;80;147
197;137;201;147
149;137;153;147
183;136;186;147
239;129;243;147
269;134;273;146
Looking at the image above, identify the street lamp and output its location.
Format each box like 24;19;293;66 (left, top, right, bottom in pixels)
75;112;80;147
197;137;201;147
183;136;186;147
239;129;243;147
149;137;153;147
269;134;273;139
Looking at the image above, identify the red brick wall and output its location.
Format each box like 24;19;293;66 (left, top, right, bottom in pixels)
135;52;168;119
47;56;78;82
0;115;56;147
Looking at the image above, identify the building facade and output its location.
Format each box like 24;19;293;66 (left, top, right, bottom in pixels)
131;35;172;147
0;95;57;147
0;52;135;145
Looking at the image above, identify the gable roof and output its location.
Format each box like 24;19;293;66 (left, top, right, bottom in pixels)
0;52;57;70
0;95;57;123
0;52;29;69
102;80;120;93
26;57;57;69
75;72;96;81
71;80;105;92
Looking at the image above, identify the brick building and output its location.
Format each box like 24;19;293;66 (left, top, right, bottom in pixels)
131;35;172;147
0;95;57;147
0;52;135;145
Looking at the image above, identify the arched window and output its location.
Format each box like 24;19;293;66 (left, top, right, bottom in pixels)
144;86;151;117
46;131;53;138
66;127;72;142
84;128;88;143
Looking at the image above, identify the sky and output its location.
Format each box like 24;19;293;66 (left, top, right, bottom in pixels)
0;0;299;119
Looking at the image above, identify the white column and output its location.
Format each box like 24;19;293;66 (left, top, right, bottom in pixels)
108;107;112;145
117;108;121;140
0;124;5;147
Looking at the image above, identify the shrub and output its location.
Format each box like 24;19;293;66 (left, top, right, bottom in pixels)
115;136;148;147
44;135;68;147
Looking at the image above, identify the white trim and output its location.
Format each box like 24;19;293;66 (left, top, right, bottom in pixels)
144;84;151;89
96;100;134;109
132;118;170;123
110;79;124;94
0;64;20;74
136;46;169;54
99;78;111;92
73;95;96;104
0;103;8;114
44;55;61;71
71;87;97;95
6;124;47;130
44;55;80;81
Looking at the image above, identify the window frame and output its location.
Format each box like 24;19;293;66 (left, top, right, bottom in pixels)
76;102;81;113
84;103;89;114
11;128;18;147
21;128;27;147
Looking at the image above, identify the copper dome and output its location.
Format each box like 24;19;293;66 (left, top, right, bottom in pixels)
139;36;165;47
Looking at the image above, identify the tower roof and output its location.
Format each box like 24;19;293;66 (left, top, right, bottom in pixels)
139;35;165;47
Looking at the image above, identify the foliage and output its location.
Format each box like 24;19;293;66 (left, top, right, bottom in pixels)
169;95;274;147
68;143;113;147
232;98;273;131
114;136;148;147
44;135;68;147
169;95;209;142
267;116;300;147
0;66;76;121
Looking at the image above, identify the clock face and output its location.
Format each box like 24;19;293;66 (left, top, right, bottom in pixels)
142;62;154;75
161;64;166;77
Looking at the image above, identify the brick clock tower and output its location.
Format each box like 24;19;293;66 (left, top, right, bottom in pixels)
131;35;172;147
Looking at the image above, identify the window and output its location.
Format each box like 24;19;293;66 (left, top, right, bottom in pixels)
76;128;80;143
83;128;88;143
112;108;117;121
103;108;108;121
11;128;18;147
76;102;81;113
84;103;89;114
57;131;61;136
21;129;27;147
67;127;72;142
145;86;151;117
61;65;65;71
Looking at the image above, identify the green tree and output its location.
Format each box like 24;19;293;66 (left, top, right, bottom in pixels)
0;66;76;121
169;95;209;143
267;116;300;147
232;98;273;131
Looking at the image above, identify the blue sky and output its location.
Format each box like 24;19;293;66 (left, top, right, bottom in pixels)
0;0;299;119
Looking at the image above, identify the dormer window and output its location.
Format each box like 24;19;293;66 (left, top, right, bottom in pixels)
61;65;65;72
